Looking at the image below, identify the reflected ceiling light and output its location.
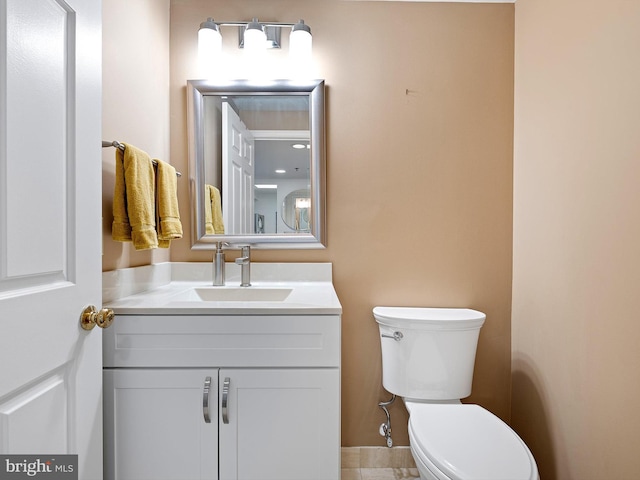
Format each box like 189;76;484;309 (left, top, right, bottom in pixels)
197;17;313;68
255;184;278;189
295;197;311;209
291;143;306;149
275;169;286;174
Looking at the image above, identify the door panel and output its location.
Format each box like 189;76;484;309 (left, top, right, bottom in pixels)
5;0;68;278
222;102;254;234
0;370;68;453
0;0;102;477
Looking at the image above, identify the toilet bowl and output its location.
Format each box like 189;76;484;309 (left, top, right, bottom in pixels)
374;306;539;480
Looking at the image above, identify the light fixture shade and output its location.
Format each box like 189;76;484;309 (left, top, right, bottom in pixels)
198;18;221;77
289;19;312;62
244;18;267;52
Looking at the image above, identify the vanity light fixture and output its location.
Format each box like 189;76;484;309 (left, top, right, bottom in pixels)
197;17;312;57
275;169;287;174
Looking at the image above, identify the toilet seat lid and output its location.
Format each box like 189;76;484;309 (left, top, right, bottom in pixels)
409;404;538;480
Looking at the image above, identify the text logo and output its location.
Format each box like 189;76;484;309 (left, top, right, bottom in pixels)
0;456;77;480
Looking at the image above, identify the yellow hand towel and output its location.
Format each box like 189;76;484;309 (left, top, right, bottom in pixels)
205;184;224;234
112;148;131;241
211;185;225;234
155;159;183;248
204;185;215;234
120;143;158;250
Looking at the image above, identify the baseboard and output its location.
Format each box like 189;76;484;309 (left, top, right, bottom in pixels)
341;446;416;469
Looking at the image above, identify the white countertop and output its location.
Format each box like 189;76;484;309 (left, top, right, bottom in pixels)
105;263;342;315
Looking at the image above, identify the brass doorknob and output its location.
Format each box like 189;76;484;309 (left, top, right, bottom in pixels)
80;305;115;330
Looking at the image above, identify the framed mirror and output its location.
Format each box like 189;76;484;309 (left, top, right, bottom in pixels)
187;79;326;249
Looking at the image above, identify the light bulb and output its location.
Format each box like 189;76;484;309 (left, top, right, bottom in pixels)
289;19;312;63
244;18;267;53
198;18;221;78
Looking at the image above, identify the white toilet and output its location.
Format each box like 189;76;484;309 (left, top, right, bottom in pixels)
374;306;539;480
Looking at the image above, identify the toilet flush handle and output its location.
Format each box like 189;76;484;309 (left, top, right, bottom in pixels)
381;331;403;341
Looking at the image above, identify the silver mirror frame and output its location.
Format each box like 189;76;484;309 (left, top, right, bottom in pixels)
187;79;326;249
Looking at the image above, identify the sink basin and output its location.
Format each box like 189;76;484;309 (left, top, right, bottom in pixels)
173;287;293;302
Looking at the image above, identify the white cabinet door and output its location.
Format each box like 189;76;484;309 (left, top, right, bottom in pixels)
104;369;219;480
219;369;340;480
0;1;102;477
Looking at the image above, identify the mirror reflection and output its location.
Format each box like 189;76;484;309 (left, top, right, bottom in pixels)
187;80;326;249
281;188;311;232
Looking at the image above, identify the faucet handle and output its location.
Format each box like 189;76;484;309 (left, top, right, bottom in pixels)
235;251;250;265
234;245;251;260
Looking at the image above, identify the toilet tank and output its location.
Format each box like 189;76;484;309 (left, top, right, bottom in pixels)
374;307;486;401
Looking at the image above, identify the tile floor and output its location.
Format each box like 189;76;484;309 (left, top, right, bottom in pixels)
341;467;420;480
341;447;420;480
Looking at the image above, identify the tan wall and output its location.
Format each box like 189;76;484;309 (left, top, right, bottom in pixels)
101;0;514;447
102;0;171;271
512;0;640;477
167;1;514;446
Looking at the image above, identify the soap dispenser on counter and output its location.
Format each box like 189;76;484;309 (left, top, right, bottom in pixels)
213;242;227;286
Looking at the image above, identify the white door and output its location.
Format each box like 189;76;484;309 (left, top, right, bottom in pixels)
222;102;254;234
0;0;103;478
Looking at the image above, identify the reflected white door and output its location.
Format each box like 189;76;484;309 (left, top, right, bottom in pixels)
0;0;103;478
222;103;254;234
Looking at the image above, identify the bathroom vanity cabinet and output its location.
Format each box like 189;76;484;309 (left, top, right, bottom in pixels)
102;313;341;480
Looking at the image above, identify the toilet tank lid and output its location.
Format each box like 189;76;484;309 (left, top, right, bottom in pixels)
373;307;485;330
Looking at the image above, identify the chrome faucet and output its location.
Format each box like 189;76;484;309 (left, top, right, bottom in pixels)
234;245;251;287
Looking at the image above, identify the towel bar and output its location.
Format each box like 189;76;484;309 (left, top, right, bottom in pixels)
102;140;181;177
